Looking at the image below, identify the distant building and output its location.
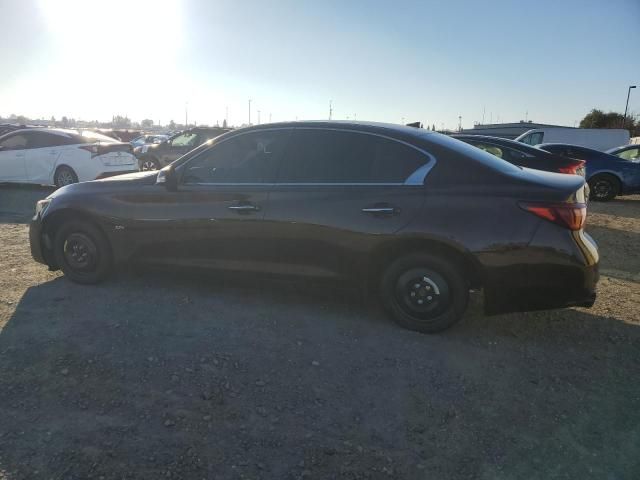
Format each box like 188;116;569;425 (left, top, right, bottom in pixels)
460;120;574;139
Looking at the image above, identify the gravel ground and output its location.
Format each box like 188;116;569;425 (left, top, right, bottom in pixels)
0;186;639;480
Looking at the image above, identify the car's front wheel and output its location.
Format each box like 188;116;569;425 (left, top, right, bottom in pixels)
53;221;112;284
380;253;469;333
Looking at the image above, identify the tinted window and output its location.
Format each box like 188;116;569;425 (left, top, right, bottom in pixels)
25;131;77;148
278;129;428;183
0;134;28;150
182;129;290;184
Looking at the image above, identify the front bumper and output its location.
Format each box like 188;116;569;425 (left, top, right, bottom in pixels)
29;216;48;265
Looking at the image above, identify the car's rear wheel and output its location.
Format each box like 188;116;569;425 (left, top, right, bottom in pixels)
380;253;469;333
54;166;78;188
588;174;620;201
140;156;160;171
53;221;112;284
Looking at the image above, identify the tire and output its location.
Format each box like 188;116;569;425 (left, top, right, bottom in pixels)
588;174;620;202
54;166;79;188
53;221;112;284
139;156;160;171
380;253;469;333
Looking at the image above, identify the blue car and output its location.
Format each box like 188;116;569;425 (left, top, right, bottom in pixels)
538;143;640;201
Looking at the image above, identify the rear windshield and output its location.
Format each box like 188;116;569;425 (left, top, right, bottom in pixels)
426;133;523;174
79;130;119;143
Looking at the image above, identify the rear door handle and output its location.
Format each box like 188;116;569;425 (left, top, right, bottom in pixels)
228;204;260;212
361;207;396;214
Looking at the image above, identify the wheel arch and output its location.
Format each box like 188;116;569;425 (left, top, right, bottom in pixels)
587;170;623;185
367;236;483;290
41;208;113;267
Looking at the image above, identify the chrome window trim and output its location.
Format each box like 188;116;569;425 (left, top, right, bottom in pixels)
180;126;437;187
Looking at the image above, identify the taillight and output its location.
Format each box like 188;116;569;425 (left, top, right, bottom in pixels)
79;145;99;156
519;202;587;231
557;159;585;175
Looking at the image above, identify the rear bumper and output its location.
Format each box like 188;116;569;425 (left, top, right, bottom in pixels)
482;228;599;315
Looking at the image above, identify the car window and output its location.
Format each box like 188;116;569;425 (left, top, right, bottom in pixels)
171;132;199;148
182;129;291;184
277;129;428;184
520;132;544;145
616;147;640;161
0;133;28;150
24;131;76;148
472;143;504;159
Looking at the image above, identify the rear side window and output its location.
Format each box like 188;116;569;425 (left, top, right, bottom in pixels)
520;132;544;145
25;131;78;148
277;129;428;183
615;148;639;161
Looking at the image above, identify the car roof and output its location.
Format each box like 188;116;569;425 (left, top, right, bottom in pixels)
234;120;438;141
0;127;78;138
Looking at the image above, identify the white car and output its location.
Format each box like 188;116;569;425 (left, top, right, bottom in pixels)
0;128;138;187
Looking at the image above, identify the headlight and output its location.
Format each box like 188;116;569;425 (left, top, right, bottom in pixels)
34;199;52;218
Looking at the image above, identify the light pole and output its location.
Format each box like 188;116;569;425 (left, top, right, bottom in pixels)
185;101;188;127
257;110;261;125
248;99;252;125
623;85;636;128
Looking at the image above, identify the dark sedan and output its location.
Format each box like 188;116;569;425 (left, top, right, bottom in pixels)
539;143;640;201
452;134;586;175
29;122;598;333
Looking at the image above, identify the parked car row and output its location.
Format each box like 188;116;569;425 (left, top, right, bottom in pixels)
134;127;230;171
0;128;138;187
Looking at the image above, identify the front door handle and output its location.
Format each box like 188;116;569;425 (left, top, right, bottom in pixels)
228;204;260;212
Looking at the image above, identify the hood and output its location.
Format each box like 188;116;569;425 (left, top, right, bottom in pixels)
47;171;158;200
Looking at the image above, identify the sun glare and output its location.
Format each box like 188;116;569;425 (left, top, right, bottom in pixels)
39;0;183;57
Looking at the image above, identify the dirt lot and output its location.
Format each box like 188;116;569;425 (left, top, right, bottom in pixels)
0;186;639;480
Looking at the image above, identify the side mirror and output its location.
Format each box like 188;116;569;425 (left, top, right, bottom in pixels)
156;165;178;191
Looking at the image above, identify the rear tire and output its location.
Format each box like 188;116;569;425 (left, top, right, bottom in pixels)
139;156;160;171
380;253;469;333
588;174;620;201
54;166;78;188
53;221;112;284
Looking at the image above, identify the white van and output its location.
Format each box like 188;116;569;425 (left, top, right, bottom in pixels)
516;128;630;151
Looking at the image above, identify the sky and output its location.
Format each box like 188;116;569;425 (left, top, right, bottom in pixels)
0;0;639;129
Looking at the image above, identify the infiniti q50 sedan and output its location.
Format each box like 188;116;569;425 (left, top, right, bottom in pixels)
29;121;599;333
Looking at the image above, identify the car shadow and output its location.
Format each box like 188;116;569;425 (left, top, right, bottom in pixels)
1;270;639;479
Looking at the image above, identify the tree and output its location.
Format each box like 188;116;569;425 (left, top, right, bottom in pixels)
141;118;154;128
15;115;28;124
61;116;69;127
223;119;228;128
112;115;131;128
579;108;638;135
169;120;176;130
